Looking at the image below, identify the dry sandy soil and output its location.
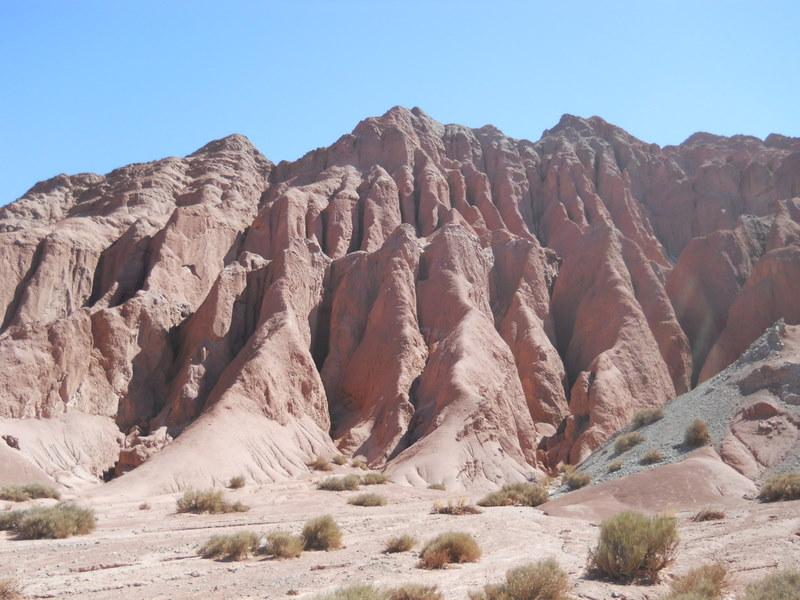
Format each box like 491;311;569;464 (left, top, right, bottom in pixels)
2;465;799;600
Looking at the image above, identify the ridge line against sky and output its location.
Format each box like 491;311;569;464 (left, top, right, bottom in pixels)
1;0;798;205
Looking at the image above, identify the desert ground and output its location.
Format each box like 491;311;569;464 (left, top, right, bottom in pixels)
2;464;799;599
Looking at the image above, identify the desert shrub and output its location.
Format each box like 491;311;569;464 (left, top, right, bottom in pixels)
691;508;725;522
742;569;800;600
469;558;569;600
308;456;333;472
0;578;24;600
15;503;96;539
351;457;369;470
427;483;446;491
615;432;645;454
0;483;60;502
666;564;727;600
332;455;348;466
588;511;678;583
176;489;248;514
348;493;387;507
199;531;260;561
564;470;590;490
640;449;664;465
607;460;624;473
387;584;443;600
138;502;151;510
432;498;481;515
318;475;362;491
314;586;383;600
361;472;389;485
0;510;24;531
302;515;342;550
632;407;665;429
228;475;246;489
684;420;711;448
758;472;800;502
384;534;416;553
265;530;304;559
419;531;481;569
478;483;548;507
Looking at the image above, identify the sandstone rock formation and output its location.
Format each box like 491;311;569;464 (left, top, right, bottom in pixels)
1;107;799;491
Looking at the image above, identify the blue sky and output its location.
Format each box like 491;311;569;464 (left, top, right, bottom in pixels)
1;1;798;204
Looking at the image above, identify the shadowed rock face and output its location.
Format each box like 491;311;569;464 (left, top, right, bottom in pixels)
1;107;799;490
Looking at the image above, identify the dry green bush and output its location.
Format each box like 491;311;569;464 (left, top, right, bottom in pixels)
348;493;387;507
640;449;664;465
176;489;248;514
691;508;725;522
478;483;548;507
684;420;711;448
15;503;96;539
314;586;383;600
387;585;443;600
228;475;246;489
308;456;333;472
199;531;260;561
419;531;481;569
665;563;727;600
758;472;800;502
468;558;569;600
351;457;369;470
318;475;362;491
314;585;442;600
432;498;481;515
302;515;342;550
332;455;348;466
427;483;446;491
361;472;389;485
588;511;678;583
0;578;24;600
632;407;665;429
384;534;416;553
564;470;591;490
615;432;645;454
607;460;624;473
0;483;60;502
742;569;800;600
265;530;304;559
0;510;24;531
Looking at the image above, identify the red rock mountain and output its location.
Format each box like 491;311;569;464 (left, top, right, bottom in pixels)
1;107;799;491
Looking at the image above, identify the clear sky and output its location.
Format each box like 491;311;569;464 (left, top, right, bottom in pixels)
1;1;798;204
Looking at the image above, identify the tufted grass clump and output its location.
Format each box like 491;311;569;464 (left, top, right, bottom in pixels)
640;449;664;465
615;432;645;455
588;511;678;583
384;534;416;553
0;578;24;600
665;563;727;600
314;585;443;600
419;531;481;569
318;475;362;491
478;483;548;507
0;483;60;502
302;515;342;550
758;472;800;502
361;472;389;485
14;503;96;539
176;489;248;514
684;420;711;448
742;569;800;600
0;510;25;531
387;585;443;600
691;508;725;522
631;407;664;429
199;531;260;561
564;469;590;490
351;457;369;470
432;498;481;515
227;475;246;489
308;456;333;472
265;530;304;559
607;460;624;473
332;454;348;466
427;483;446;491
348;493;387;507
468;558;570;600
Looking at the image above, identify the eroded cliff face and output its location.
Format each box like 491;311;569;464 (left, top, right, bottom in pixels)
1;107;799;490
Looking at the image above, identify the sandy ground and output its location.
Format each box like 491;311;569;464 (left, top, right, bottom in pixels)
1;468;799;600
